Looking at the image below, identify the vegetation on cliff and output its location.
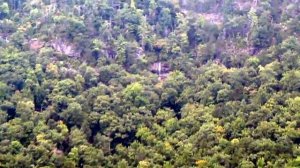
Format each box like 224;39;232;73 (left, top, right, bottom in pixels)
0;0;300;167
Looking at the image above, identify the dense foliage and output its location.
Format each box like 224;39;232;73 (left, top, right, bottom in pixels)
1;0;300;167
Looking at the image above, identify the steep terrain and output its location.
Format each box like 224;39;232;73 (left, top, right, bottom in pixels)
0;0;300;167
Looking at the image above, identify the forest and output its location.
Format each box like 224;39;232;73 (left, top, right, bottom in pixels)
0;0;300;167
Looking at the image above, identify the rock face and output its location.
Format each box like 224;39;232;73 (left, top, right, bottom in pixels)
0;33;10;43
136;47;144;59
27;38;81;57
150;62;170;74
29;39;45;50
150;62;171;80
234;1;252;11
51;39;81;57
199;13;223;25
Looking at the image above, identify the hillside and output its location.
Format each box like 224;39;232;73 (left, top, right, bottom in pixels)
0;0;300;167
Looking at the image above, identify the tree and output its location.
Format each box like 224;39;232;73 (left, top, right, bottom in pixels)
250;11;275;52
280;70;300;91
0;2;9;19
286;156;300;168
157;8;173;36
0;82;10;100
123;82;148;107
16;100;35;121
69;128;87;147
52;79;78;97
61;102;85;128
